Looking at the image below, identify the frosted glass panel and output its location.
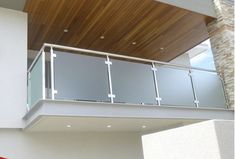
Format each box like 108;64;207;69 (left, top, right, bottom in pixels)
54;51;109;102
111;59;156;104
28;54;43;108
157;66;195;107
192;71;226;108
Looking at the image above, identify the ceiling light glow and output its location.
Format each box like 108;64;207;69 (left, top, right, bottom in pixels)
132;42;137;45
142;125;146;129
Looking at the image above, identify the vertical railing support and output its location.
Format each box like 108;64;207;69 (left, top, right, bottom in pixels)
50;46;57;100
151;63;161;106
26;72;31;111
42;49;46;99
105;55;115;103
189;70;199;108
218;73;229;109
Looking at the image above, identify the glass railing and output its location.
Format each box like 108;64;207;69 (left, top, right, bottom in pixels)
27;52;44;109
27;43;228;110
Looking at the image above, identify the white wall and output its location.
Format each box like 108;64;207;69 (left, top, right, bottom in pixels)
0;7;27;128
0;130;144;159
142;120;234;159
214;120;234;159
169;53;191;66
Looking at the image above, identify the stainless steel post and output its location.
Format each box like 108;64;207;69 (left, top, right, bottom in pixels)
50;47;57;100
42;50;46;99
105;56;115;103
218;73;229;109
151;62;161;106
189;70;199;108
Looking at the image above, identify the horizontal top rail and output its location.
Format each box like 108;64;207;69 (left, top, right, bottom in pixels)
28;43;217;73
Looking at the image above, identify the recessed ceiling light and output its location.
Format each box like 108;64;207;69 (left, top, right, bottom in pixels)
132;41;137;45
160;47;164;50
100;35;105;39
142;125;146;129
66;124;71;128
107;125;112;128
64;29;69;33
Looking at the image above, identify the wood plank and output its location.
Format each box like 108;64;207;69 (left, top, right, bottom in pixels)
24;0;215;61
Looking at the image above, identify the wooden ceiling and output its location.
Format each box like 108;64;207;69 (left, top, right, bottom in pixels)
24;0;214;61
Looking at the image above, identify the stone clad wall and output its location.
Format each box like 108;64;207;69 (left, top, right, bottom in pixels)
207;0;234;108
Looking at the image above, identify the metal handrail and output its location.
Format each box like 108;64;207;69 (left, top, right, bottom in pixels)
27;43;217;74
26;43;229;109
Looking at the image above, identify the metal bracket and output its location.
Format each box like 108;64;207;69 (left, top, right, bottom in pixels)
225;101;229;106
151;67;157;71
194;100;199;104
108;94;116;98
53;53;57;58
28;73;31;79
26;104;30;112
53;90;58;94
105;61;112;65
156;97;162;101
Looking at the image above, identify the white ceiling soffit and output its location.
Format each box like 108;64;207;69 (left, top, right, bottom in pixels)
26;116;200;132
155;0;217;18
0;0;26;11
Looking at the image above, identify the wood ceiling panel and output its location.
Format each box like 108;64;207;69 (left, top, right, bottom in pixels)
24;0;214;61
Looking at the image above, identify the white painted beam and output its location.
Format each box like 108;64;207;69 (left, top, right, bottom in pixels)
155;0;217;17
23;100;234;130
0;0;26;11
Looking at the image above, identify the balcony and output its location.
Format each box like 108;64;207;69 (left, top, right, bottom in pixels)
23;44;233;131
